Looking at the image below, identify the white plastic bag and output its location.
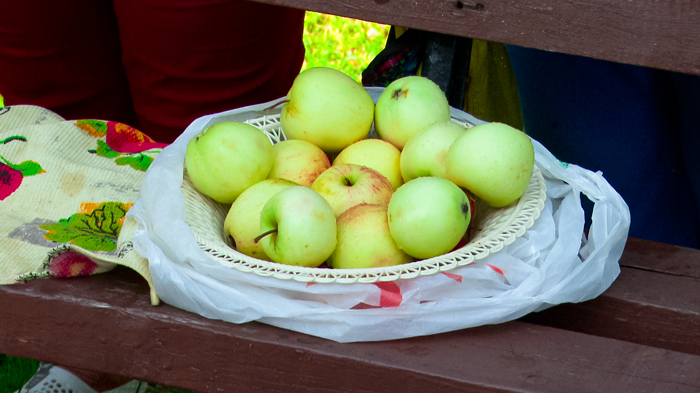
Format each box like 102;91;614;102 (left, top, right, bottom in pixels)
128;87;630;343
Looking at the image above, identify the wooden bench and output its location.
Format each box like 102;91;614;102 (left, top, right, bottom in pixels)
2;237;699;392
250;0;700;77
3;1;700;391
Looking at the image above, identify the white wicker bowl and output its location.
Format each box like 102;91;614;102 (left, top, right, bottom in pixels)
182;114;547;284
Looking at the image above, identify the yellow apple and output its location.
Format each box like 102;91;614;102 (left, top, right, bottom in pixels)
332;138;403;190
185;121;273;204
400;121;467;182
280;67;374;153
311;164;394;216
257;186;337;267
329;203;413;269
224;178;297;260
268;139;330;187
387;177;471;259
374;76;451;150
446;122;535;207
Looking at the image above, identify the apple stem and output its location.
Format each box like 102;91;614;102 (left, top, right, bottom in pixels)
263;99;289;111
254;229;278;243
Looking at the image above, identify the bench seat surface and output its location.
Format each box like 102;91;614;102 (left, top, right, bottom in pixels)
2;237;700;392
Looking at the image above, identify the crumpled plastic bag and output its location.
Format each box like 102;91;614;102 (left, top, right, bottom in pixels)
128;87;630;343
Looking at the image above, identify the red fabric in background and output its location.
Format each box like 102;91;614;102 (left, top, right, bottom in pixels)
0;0;138;127
0;0;305;143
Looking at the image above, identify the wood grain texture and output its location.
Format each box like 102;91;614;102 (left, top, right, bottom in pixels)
2;236;700;392
522;237;700;356
250;0;700;76
620;236;700;279
523;265;700;356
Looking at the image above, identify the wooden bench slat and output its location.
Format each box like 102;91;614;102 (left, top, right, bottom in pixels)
2;261;700;392
620;237;700;279
523;238;700;356
523;266;700;355
246;0;700;76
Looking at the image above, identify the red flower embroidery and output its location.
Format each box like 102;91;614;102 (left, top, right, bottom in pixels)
106;122;168;153
1;136;45;200
0;163;22;200
47;250;98;277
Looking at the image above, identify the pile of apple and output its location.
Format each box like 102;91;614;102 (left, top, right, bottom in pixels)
185;67;535;270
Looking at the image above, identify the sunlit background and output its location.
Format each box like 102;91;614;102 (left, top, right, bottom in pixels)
302;12;391;82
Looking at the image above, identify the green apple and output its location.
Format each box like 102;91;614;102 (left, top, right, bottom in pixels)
374;76;451;150
280;67;374;153
329;203;413;269
332;138;403;190
446;122;535;207
185;121;273;204
224;178;297;260
400;121;467;182
267;139;330;187
387;177;471;259
311;163;394;216
256;186;337;267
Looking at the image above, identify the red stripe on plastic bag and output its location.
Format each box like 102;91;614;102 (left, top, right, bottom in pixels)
442;272;463;282
487;264;505;275
374;282;402;307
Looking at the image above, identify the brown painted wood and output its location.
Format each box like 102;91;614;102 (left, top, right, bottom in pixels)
620;236;700;279
249;0;700;76
2;260;700;392
522;237;700;356
522;265;700;356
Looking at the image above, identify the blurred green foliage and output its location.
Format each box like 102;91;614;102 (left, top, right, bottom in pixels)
0;354;38;393
302;11;390;82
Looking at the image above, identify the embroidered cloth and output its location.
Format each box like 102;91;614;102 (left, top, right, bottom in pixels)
0;105;165;305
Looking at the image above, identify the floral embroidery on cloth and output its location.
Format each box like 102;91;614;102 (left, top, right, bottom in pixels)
0;136;45;200
76;120;168;172
39;201;133;253
18;246;100;281
1;107;164;305
47;249;99;277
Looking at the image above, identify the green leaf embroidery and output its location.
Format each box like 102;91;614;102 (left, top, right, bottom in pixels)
1;136;27;144
115;154;154;172
39;202;129;252
94;139;120;159
75;120;108;136
0;137;45;183
87;131;158;172
11;160;45;176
